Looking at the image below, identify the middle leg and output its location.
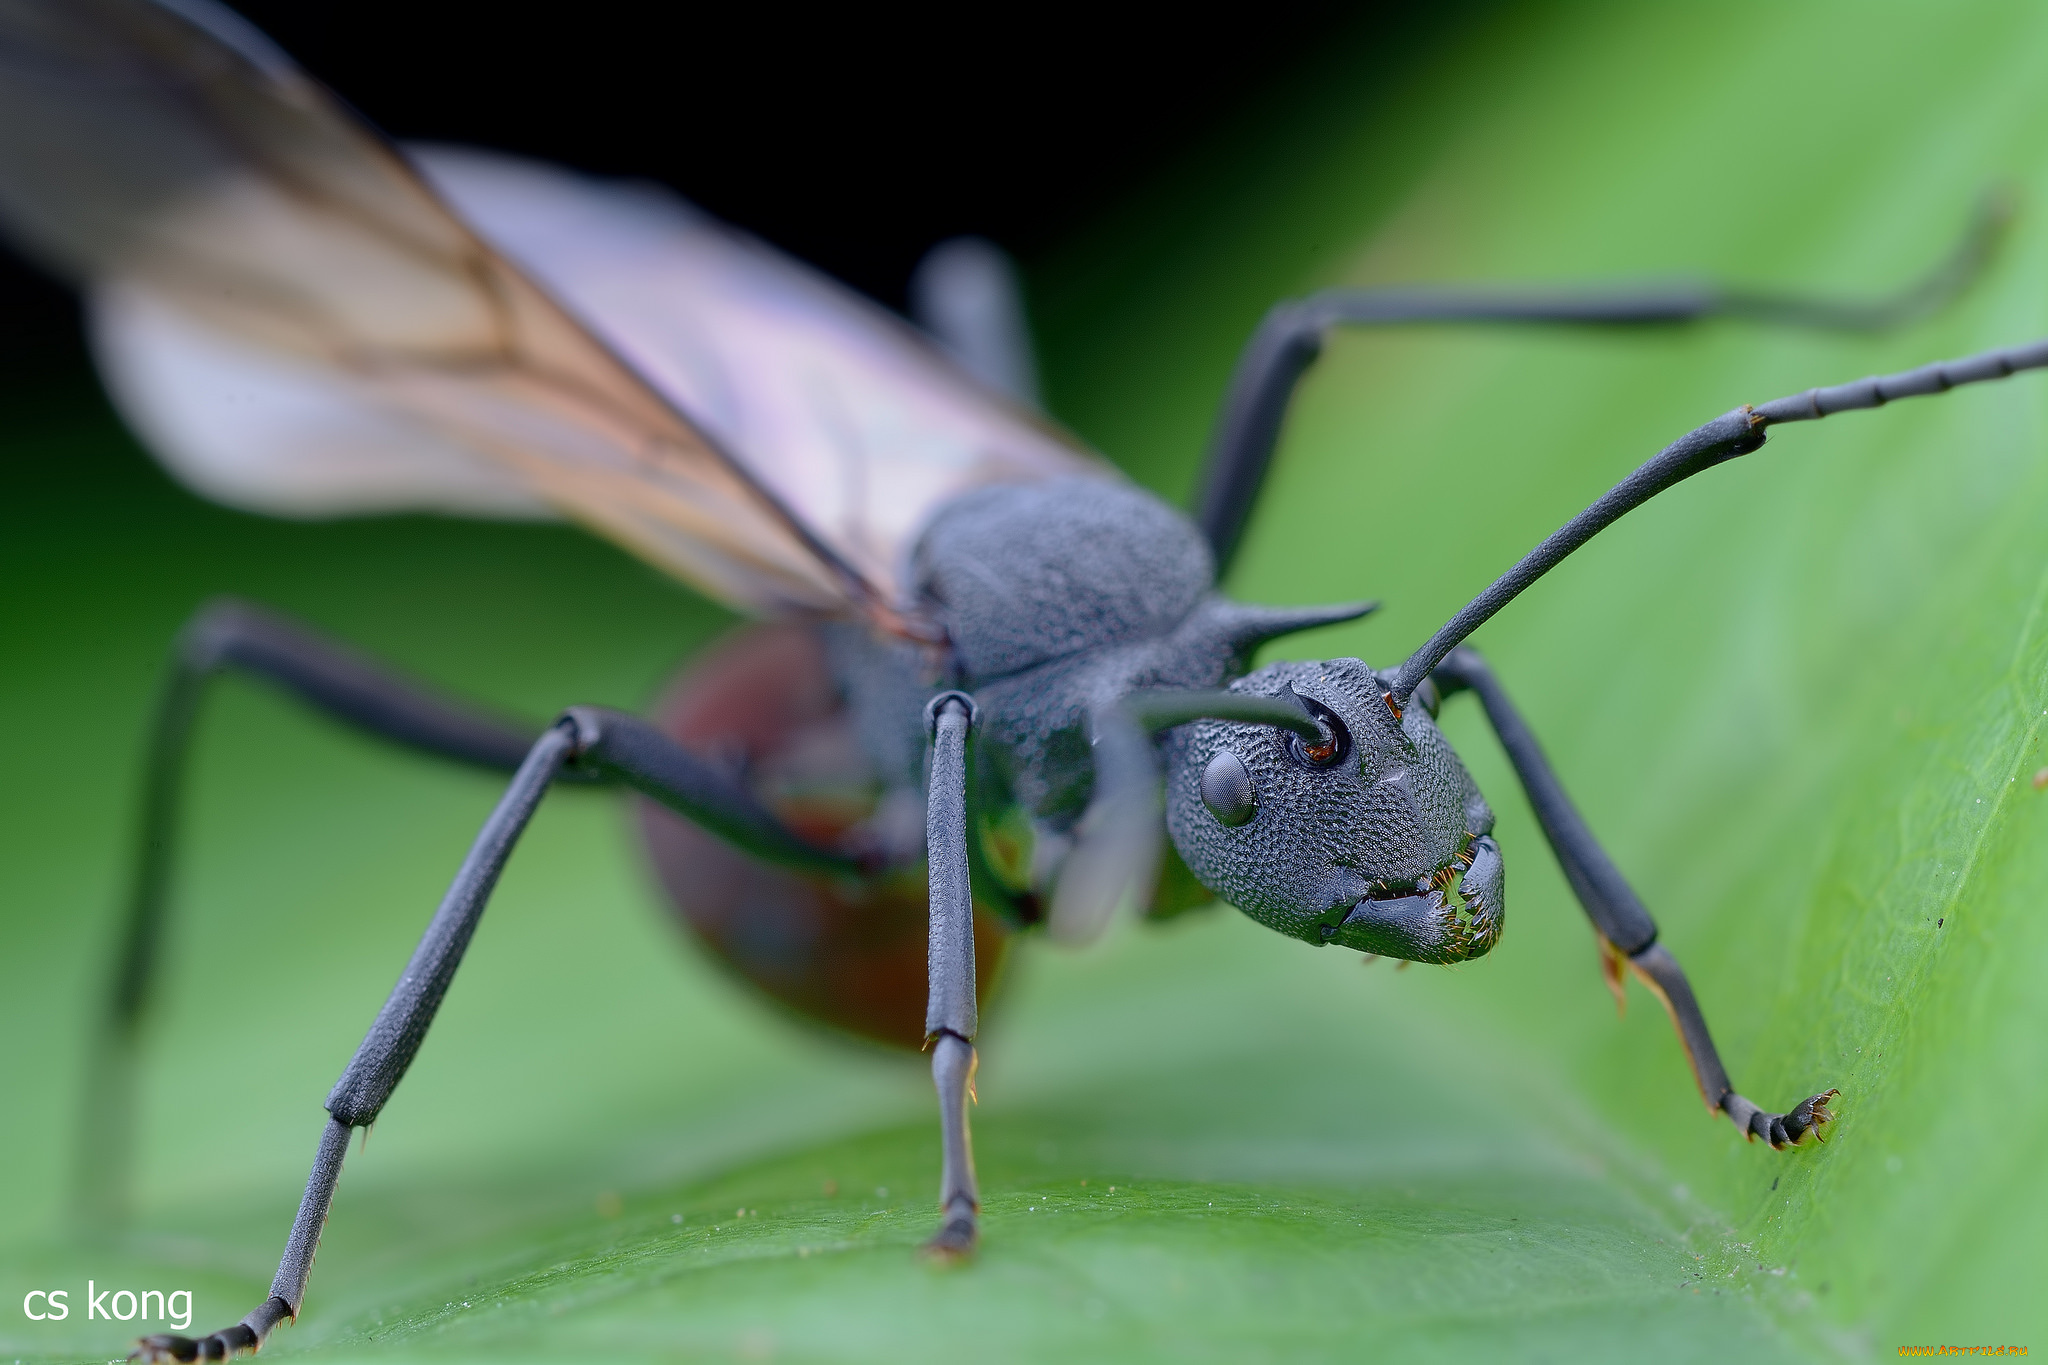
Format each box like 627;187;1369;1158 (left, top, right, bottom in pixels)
135;719;579;1362
84;597;572;1229
132;707;859;1360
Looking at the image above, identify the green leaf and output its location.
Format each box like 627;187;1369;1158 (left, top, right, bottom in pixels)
4;1;2046;1359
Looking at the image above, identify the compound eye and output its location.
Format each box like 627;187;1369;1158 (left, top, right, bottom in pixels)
1200;750;1257;827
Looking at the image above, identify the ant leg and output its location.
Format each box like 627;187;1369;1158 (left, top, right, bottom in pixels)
133;722;576;1363
1431;647;1839;1148
1195;194;2009;573
919;680;1370;1245
910;237;1040;407
921;692;982;1256
564;707;856;873
82;598;563;1229
131;710;855;1361
132;1118;352;1363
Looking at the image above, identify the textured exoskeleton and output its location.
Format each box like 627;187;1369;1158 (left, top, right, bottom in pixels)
1;2;2034;1358
1167;660;1503;964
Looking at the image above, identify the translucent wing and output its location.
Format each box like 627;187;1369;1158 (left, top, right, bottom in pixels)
0;0;1110;624
406;146;1111;611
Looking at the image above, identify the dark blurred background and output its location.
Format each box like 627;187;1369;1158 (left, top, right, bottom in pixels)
0;2;1423;376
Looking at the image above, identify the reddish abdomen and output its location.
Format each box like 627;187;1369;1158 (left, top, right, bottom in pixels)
637;622;1008;1051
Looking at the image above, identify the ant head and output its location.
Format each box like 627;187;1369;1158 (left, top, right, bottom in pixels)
1163;658;1504;963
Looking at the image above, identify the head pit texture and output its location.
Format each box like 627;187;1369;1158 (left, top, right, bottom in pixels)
1163;659;1504;964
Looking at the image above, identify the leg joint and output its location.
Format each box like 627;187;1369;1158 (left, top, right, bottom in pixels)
1619;928;1661;959
923;690;979;736
175;595;263;673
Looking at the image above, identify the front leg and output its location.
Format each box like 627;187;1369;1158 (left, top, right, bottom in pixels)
922;692;982;1255
1431;647;1838;1147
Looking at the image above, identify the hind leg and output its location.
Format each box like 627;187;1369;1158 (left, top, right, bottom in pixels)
1194;196;2008;571
910;236;1040;407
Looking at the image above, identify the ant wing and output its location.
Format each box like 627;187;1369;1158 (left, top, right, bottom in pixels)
401;145;1114;624
0;0;1110;627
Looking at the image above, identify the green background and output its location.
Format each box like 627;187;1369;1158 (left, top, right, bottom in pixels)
4;0;2046;1358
